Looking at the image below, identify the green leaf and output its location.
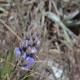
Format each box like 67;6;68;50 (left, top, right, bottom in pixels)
64;10;79;20
46;12;60;23
1;52;9;79
45;12;77;44
7;49;14;77
0;7;7;13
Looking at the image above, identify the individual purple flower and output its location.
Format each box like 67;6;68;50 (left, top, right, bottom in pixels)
26;46;37;54
21;39;29;47
22;52;26;59
21;56;34;70
26;56;34;63
31;47;37;53
26;46;32;54
21;39;29;52
14;47;21;60
21;64;29;70
23;56;34;65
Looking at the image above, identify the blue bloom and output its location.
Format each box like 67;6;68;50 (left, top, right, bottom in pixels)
14;34;40;70
14;47;21;56
27;46;31;50
21;39;29;47
26;56;34;63
21;56;34;70
26;38;30;41
31;47;37;53
22;53;26;59
21;41;25;47
26;46;32;54
21;64;29;70
22;56;34;65
14;47;21;59
26;46;37;54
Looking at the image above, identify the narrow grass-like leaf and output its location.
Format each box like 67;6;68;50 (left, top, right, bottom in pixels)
60;22;71;43
7;49;14;76
5;51;11;80
6;74;10;80
1;52;8;79
64;10;79;20
64;20;80;27
0;51;3;79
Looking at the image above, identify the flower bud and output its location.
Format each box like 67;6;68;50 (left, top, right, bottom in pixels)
26;46;32;54
21;39;28;47
33;37;40;47
28;38;33;46
26;32;31;40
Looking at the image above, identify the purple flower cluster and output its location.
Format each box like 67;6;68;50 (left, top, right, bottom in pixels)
14;36;40;70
